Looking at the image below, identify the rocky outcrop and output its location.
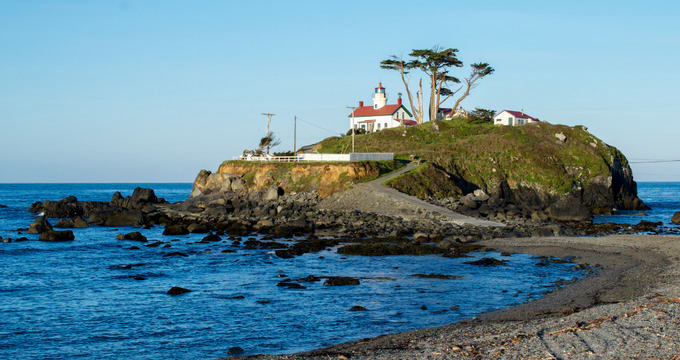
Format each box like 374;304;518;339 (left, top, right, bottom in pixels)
28;216;52;234
28;188;166;227
191;161;399;199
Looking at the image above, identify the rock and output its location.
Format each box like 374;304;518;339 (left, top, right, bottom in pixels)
166;286;192;295
163;224;189;236
187;223;209;233
2;238;11;243
672;212;680;224
28;216;53;234
191;170;246;197
0;204;7;208
227;347;245;355
117;232;147;242
263;186;284;201
276;281;306;289
87;209;145;227
39;230;75;242
111;188;161;210
350;306;367;311
413;232;429;242
464;257;508;266
472;189;490;202
635;212;648;217
459;194;480;209
554;132;567;142
547;195;591;222
200;233;221;243
40;196;82;218
323;277;360;286
54;217;89;228
163;251;188;257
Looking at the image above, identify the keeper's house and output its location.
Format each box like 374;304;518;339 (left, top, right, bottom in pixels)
348;83;416;132
494;110;539;126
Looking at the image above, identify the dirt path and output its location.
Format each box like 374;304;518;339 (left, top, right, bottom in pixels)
318;162;505;228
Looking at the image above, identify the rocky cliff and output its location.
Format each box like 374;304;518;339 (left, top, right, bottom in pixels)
191;161;399;199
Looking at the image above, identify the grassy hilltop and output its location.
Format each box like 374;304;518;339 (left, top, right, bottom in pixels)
314;119;637;209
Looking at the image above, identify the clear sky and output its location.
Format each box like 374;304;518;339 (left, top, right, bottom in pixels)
1;0;679;183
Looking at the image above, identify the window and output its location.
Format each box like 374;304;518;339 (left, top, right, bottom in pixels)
377;123;381;129
518;119;524;125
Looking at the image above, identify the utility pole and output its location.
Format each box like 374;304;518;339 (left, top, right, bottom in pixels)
293;115;297;154
346;106;356;153
261;113;275;153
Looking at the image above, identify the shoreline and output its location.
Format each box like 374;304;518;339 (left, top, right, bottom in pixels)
227;234;680;359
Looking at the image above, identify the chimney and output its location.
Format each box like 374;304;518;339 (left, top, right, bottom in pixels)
359;101;364;108
397;93;402;106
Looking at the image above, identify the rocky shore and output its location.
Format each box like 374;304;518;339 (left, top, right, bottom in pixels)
17;181;680;359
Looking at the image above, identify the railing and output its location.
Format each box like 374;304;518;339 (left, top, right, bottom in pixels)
235;153;394;162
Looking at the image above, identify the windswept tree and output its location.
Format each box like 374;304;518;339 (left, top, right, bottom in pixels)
259;132;280;154
381;46;494;122
380;56;424;124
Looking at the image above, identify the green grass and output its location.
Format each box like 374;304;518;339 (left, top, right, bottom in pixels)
314;119;631;198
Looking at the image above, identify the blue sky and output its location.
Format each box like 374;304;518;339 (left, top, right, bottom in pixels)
1;0;679;182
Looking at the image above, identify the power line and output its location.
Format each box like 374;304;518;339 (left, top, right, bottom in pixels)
629;160;680;164
296;117;344;136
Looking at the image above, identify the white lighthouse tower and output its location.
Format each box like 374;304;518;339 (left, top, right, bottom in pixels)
373;82;387;109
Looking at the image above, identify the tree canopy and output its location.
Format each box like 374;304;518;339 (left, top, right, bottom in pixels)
381;46;494;123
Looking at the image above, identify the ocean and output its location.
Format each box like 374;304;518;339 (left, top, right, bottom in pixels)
2;182;674;359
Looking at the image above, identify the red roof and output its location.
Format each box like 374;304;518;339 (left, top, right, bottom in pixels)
349;104;404;117
503;110;538;121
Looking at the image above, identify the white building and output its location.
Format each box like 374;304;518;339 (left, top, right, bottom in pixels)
348;83;416;132
494;110;539;126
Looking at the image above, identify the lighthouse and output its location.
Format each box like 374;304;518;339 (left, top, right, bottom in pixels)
373;82;387;109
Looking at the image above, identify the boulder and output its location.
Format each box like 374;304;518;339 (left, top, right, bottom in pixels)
163;224;190;236
554;132;567;142
54;217;89;229
263;186;284;201
28;216;53;234
87;209;145;227
39;230;75;242
166;286;192;295
191;170;246;197
40;196;82;218
323;277;360;286
227;347;245;355
672;212;680;224
187;223;209;233
459;194;480;209
111;188;162;210
117;232;147;242
547;195;591;222
464;257;508;266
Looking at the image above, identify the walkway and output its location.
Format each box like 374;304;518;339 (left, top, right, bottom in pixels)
318;162;505;228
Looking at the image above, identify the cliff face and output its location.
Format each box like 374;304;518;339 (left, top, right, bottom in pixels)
191;161;399;199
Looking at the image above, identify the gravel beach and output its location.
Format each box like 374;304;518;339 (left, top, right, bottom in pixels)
226;234;680;359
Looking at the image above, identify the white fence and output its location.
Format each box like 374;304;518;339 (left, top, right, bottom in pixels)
235;153;393;162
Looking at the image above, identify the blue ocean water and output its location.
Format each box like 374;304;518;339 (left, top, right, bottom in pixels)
594;182;680;227
0;184;589;359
